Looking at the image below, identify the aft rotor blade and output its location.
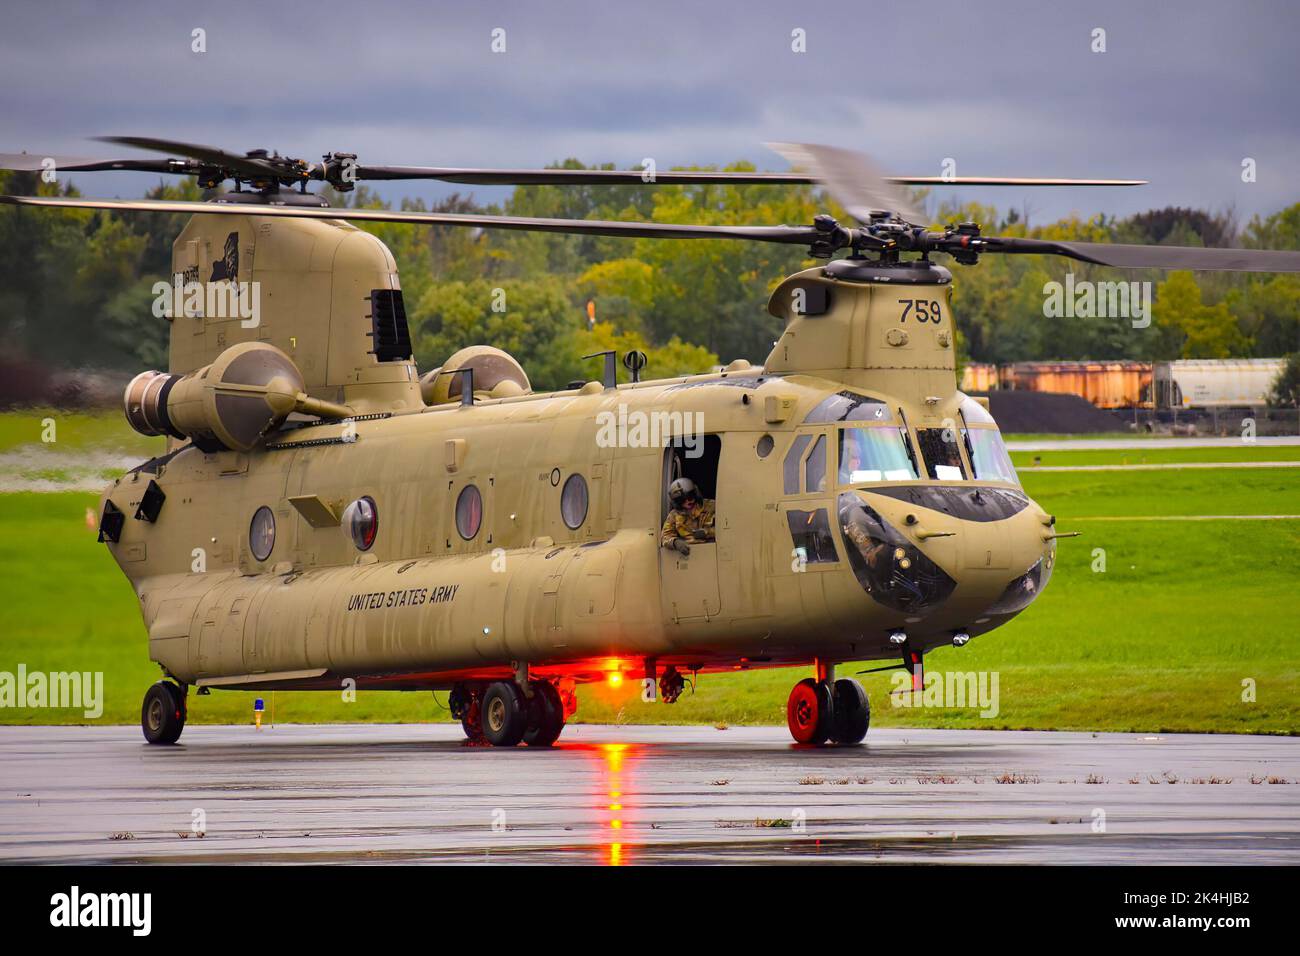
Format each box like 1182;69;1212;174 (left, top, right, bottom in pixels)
353;161;1138;187
355;164;1146;188
896;175;1146;186
766;142;927;225
8;138;1146;189
96;136;283;179
0;151;188;175
971;235;1300;273
353;166;1138;187
354;165;816;186
0;194;822;245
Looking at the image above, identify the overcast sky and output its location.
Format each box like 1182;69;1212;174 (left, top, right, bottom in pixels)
2;0;1296;228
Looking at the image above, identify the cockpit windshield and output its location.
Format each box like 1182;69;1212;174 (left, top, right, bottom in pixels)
963;427;1019;484
838;427;918;484
825;394;1017;486
915;428;968;481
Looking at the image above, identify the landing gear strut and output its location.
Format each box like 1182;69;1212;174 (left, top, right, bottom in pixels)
785;669;870;746
141;680;187;745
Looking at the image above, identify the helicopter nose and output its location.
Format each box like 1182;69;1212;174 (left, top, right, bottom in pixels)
843;488;1059;626
949;509;1057;620
983;553;1055;616
837;492;958;616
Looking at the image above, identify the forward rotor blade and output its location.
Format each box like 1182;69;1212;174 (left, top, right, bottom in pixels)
766;142;926;225
0;194;821;246
15;195;1287;272
96;136;282;179
973;236;1300;273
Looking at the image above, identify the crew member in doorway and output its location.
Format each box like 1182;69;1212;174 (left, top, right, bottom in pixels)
661;477;715;556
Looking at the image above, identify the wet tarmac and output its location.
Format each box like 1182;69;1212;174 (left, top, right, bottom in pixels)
1;724;1297;864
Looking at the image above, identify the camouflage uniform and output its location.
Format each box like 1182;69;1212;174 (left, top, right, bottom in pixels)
842;510;886;568
661;499;716;547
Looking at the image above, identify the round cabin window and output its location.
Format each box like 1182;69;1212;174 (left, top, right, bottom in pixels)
342;496;378;551
249;506;275;561
561;473;588;530
456;485;482;540
756;434;775;458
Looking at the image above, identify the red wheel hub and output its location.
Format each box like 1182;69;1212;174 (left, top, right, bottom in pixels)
787;680;829;744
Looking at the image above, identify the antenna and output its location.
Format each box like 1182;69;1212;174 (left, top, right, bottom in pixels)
582;351;618;389
442;367;475;405
622;349;648;384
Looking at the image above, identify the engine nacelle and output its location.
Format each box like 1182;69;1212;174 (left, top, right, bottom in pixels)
420;345;532;406
124;342;350;452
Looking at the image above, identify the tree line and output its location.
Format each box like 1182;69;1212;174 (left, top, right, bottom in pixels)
1;163;1296;393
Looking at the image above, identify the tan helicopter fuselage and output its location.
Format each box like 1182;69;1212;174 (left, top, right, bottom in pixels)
103;212;1055;694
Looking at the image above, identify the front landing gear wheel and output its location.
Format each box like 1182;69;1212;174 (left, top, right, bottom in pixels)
786;678;833;745
523;680;565;747
482;681;527;747
829;678;870;745
142;681;186;745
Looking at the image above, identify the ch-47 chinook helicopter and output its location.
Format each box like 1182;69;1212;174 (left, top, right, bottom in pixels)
4;137;1299;748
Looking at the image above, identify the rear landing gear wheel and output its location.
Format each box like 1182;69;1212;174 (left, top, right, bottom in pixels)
829;678;870;745
142;681;186;745
482;681;527;747
523;680;565;747
786;677;833;745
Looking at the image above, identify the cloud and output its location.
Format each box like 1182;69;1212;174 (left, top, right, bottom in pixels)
1;0;1296;225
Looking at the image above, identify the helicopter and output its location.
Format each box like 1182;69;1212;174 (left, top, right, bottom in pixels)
3;137;1297;748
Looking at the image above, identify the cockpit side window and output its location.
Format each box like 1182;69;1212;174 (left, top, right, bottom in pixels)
786;508;838;564
783;434;811;494
805;435;827;492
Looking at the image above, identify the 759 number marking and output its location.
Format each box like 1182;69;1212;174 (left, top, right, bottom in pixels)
898;298;943;323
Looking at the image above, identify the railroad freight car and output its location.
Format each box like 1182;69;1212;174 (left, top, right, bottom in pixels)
1151;358;1285;409
997;361;1153;409
962;359;1285;410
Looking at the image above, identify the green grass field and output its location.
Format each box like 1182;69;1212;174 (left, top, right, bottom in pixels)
0;412;1296;733
0;408;163;457
1011;445;1300;468
1003;432;1145;442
